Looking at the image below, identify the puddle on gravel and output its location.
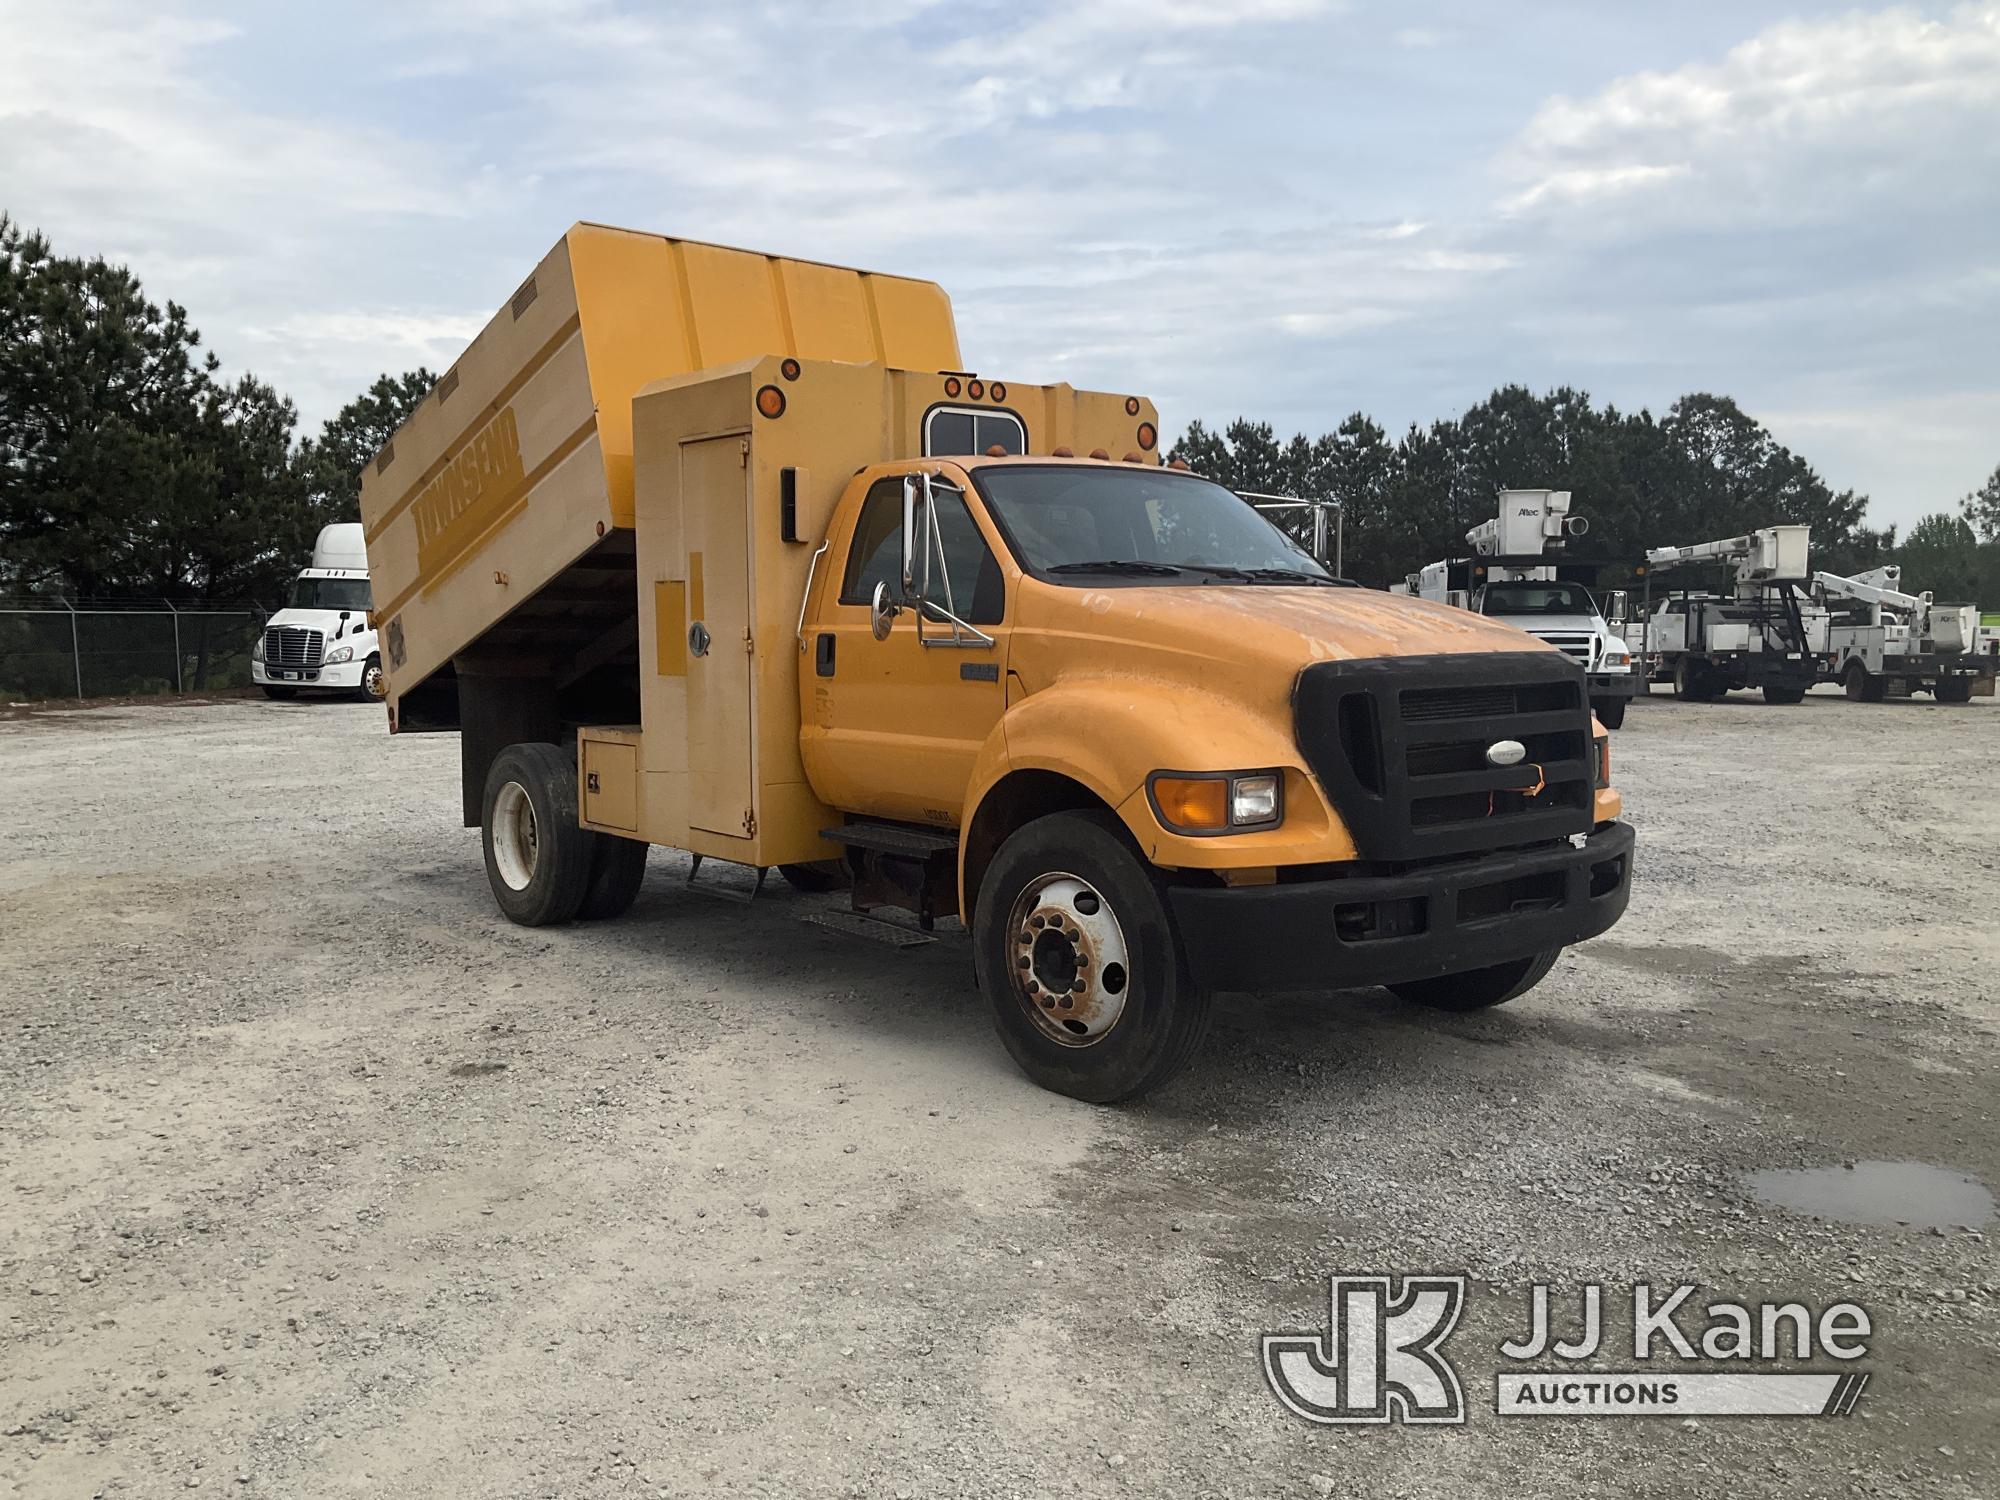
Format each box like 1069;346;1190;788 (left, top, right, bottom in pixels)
1746;1160;1993;1228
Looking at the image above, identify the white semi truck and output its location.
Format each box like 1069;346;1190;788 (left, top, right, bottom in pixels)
1395;489;1637;727
1811;565;1995;703
1624;526;1819;704
251;522;383;700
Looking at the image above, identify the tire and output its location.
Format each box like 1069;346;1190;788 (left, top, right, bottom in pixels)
1844;661;1884;703
779;860;848;894
1762;683;1806;705
261;684;298;700
481;742;594;927
1936;678;1974;704
577;835;648;919
1672;658;1719;702
358;655;385;701
973;810;1211;1104
1591;697;1627;730
1388;948;1561;1012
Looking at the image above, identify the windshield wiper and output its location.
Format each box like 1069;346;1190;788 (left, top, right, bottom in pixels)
1046;560;1187;576
1176;563;1344;586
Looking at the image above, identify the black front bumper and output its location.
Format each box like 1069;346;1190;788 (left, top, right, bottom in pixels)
1168;821;1634;994
1589;673;1639;700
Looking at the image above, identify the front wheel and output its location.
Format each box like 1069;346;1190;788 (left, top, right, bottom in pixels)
359;655;386;701
1844;661;1884;703
973;810;1211;1104
1762;683;1806;705
1388;948;1561;1012
1591;696;1627;730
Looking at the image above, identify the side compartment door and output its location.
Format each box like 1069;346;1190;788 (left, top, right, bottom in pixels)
682;433;756;840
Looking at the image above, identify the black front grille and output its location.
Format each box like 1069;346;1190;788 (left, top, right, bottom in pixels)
265;626;324;668
1294;652;1594;861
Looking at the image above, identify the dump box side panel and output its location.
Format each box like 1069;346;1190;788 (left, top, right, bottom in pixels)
360;238;610;702
362;222;960;722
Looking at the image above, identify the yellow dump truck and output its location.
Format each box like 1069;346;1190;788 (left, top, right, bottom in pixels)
361;223;1633;1101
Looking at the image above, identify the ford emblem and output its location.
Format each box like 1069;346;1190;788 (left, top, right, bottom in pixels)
1485;739;1527;768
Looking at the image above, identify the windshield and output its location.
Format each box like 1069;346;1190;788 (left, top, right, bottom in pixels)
972;466;1334;584
1481;581;1597;617
292;576;372;611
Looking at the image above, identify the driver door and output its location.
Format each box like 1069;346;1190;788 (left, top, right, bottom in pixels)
804;472;1010;828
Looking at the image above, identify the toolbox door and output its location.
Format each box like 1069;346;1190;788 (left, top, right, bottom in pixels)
682;433;757;840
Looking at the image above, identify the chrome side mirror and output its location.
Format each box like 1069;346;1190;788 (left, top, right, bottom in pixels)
869;579;900;641
1604;589;1628;626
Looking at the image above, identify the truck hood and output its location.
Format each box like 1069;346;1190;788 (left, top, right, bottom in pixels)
1013;581;1562;702
1486;611;1608;637
264;606;375;642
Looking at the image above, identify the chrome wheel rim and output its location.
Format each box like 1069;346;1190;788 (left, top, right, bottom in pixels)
363;663;386;699
492;781;539;891
1006;872;1131;1047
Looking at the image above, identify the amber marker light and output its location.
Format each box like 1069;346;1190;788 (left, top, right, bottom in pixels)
944;376;962;397
1124;397;1142;416
968;380;985;400
780;357;801;381
756;385;787;418
990;382;1007;401
1136;421;1157;451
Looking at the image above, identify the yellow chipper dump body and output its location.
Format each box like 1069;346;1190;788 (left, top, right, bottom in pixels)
359;221;1158;861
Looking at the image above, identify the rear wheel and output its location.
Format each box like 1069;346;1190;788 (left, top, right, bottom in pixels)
1762;683;1806;705
481;743;593;926
1591;697;1627;729
577;836;648;919
1672;658;1720;702
261;684;298;701
1844;661;1884;703
1388;948;1561;1012
1936;678;1974;704
973;810;1211;1103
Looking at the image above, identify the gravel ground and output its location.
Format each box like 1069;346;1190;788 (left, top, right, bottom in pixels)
2;688;1994;1498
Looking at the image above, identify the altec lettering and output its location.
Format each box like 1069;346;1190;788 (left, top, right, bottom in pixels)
413;406;526;575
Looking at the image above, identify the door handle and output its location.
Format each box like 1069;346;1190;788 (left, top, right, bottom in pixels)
688;620;711;658
815;632;836;677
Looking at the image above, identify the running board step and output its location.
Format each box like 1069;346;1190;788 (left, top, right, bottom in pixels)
819;822;959;860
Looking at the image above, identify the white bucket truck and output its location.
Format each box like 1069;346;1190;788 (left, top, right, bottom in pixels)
252;522;382;700
1395;490;1637;727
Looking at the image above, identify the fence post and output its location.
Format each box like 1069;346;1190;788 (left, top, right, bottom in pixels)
62;596;83;700
166;600;183;693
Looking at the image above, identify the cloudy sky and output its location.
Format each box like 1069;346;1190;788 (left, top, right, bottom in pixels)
2;0;1995;529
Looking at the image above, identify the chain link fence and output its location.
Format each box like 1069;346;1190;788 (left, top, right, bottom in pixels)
0;600;268;702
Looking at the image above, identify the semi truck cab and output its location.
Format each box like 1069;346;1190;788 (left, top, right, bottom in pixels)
361;224;1635;1102
253;522;383;700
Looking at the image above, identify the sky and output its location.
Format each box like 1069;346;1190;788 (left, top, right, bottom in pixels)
2;0;1995;531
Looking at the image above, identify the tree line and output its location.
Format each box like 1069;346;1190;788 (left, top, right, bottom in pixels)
4;214;1995;610
1174;398;2000;607
0;215;429;605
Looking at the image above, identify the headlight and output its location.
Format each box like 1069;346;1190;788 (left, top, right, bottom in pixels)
325;644;354;665
1601;645;1630;667
251;634;265;662
1148;770;1284;834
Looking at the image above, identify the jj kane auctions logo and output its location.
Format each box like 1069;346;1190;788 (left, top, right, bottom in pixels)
1262;1276;1873;1423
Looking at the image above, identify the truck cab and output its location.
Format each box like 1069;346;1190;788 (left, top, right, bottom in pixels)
361;224;1635;1102
253;522;382;700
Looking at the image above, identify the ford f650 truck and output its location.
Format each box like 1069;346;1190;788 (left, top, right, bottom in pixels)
361;224;1633;1101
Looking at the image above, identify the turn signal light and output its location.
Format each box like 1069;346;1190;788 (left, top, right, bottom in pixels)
1149;771;1284;833
1136;421;1157;451
756;385;787;418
